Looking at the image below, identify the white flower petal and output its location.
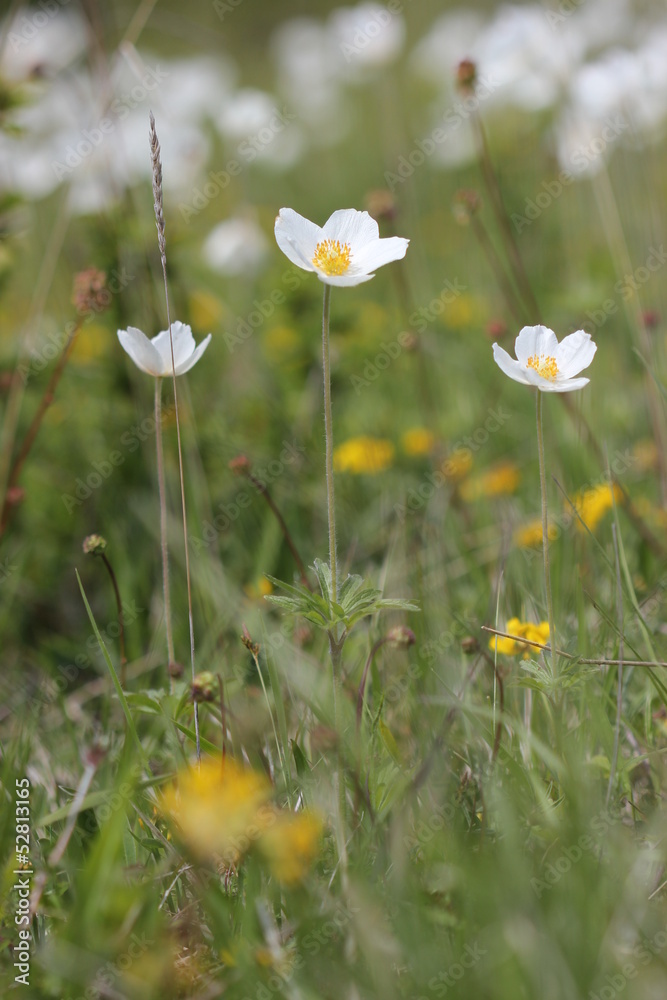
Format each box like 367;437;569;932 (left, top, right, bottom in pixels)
274;208;320;270
322;208;379;249
514;325;559;366
555;329;597;378
174;333;212;374
353;236;409;271
492;343;533;385
117;326;162;376
152;322;196;373
540;376;590;393
316;271;374;287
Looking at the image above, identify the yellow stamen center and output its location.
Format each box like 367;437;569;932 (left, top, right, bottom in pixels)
527;354;559;380
312;239;352;276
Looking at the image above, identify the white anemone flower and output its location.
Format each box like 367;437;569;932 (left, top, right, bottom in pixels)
493;325;596;393
118;321;211;377
274;207;408;286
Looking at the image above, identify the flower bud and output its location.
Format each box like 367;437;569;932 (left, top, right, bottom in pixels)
386;625;416;648
83;533;107;555
229;455;252;476
72;268;110;315
191;671;217;703
456;58;477;93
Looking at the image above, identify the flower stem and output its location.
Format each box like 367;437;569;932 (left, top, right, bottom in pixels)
100;551;127;684
535;389;556;676
321;284;337;604
155;376;175;677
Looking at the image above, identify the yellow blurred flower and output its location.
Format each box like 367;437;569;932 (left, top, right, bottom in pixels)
572;483;622;532
160;759;323;884
489;617;549;658
159;758;272;863
71;323;110;364
188;290;223;331
262;325;301;364
333;436;395;474
400;427;436;457
632;439;658;473
514;518;557;549
442;447;473;481
258;811;323;885
460;461;520;500
244;577;274;600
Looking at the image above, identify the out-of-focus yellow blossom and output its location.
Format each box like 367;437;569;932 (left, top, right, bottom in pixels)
489;617;550;658
333;436;395;474
188;290;223;331
514;518;558;549
444;292;483;329
632;439;658;473
262;325;301;364
160;759;323;884
573;483;622;532
258;811;323;885
159;758;272;863
632;497;667;531
460;461;520;500
71;323;110;364
442;447;473;481
400;427;436;456
244;577;274;600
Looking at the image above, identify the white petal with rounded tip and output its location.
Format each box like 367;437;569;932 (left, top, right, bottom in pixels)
316;271;374;287
544;376;590;392
117;326;162;376
353;236;409;271
152;322;196;372
174;333;212;374
322;208;379;248
274;208;320;270
555;329;597;378
492;343;533;385
514;324;559;366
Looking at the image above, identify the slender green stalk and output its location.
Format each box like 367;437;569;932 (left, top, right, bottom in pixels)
535;390;556;676
321;284;337;604
100;551;127;682
154;376;175;674
321;284;348;888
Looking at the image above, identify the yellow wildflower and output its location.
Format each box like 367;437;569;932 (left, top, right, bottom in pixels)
159;758;272;863
258;811;323;885
262;325;301;364
188;290;223;331
632;439;657;473
460;461;520;501
572;483;622;532
400;427;436;457
442;447;473;481
244;576;274;600
489;617;549;659
333;436;395;474
514;518;558;549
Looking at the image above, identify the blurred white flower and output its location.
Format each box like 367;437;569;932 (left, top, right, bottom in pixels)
328;3;405;76
203;217;269;277
118;322;211;377
274;207;408;287
493;325;596;393
216;88;305;169
0;8;87;80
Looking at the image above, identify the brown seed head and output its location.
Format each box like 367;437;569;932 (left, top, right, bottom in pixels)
72;268;109;315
